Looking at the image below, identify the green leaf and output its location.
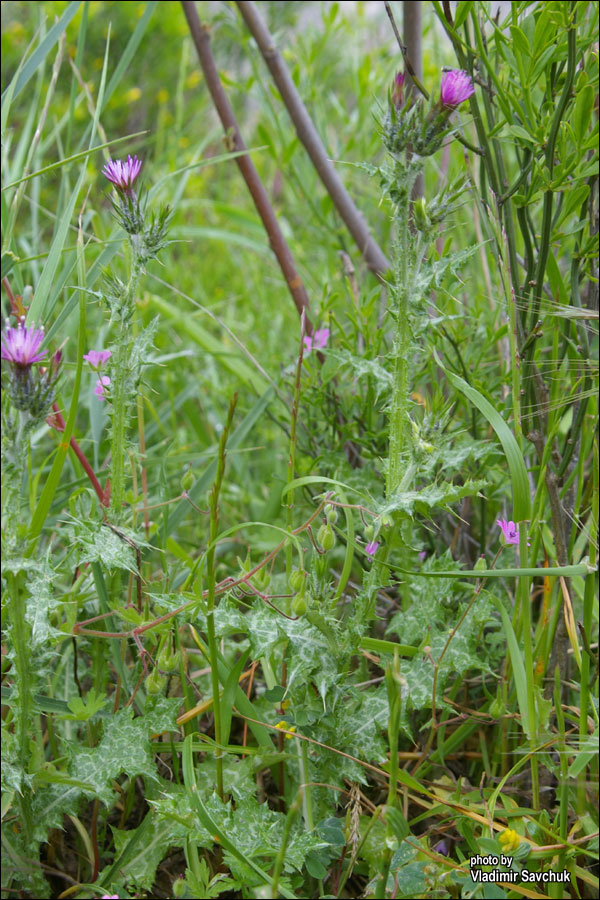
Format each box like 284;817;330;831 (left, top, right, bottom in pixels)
492;597;530;739
573;83;594;145
435;353;531;521
63;688;108;721
454;1;474;29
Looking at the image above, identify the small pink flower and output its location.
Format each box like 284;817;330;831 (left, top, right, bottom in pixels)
497;518;521;546
304;327;330;354
84;349;112;368
418;550;427;562
102;154;142;193
94;375;111;400
440;69;475;108
1;317;47;367
391;71;405;108
365;540;380;557
101;895;119;899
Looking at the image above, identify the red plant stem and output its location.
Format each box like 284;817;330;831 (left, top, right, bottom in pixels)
180;1;313;329
47;403;107;506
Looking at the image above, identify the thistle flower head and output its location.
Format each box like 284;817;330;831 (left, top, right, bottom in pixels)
391;71;406;108
102;154;142;194
1;317;47;367
440;69;475;108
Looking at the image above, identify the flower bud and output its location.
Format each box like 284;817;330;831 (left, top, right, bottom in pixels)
325;504;338;525
158;646;181;673
317;523;335;551
413;197;431;232
292;592;308;616
474;555;487;572
288;568;306;592
145;669;166;695
181;465;194;492
172;875;187;898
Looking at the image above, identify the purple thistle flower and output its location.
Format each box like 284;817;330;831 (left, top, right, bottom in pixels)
1;317;47;367
94;375;111;400
440;69;475;108
102;155;142;194
365;540;380;557
497;518;521;546
391;71;405;108
304;327;330;354
84;349;112;368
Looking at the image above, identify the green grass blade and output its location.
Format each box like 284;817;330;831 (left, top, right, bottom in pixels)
435;353;531;521
492;595;531;739
1;2;81;107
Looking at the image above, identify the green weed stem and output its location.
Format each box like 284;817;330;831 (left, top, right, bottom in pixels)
206;393;237;801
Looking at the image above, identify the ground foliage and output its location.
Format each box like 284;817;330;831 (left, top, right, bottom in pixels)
1;2;598;899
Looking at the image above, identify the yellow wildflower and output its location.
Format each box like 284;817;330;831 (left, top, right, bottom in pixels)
499;828;520;853
275;721;296;740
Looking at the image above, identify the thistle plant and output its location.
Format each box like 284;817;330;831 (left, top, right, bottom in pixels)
99;154;171;521
383;69;474;500
1;316;60;874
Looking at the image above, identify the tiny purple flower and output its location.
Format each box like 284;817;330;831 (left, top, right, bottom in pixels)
1;317;47;367
84;349;112;368
440;69;475;108
418;550;427;562
497;518;520;546
94;375;111;400
304;327;330;354
391;71;405;108
102;154;142;193
433;839;449;857
365;540;380;557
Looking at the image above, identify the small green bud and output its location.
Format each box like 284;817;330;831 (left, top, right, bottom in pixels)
380;514;394;529
181;465;194;492
364;524;374;540
318;523;335;551
292;592;308;616
158;647;181;673
172;875;187;898
325;504;338;525
413;197;431;232
474;555;487;572
289;568;306;592
145;669;166;695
